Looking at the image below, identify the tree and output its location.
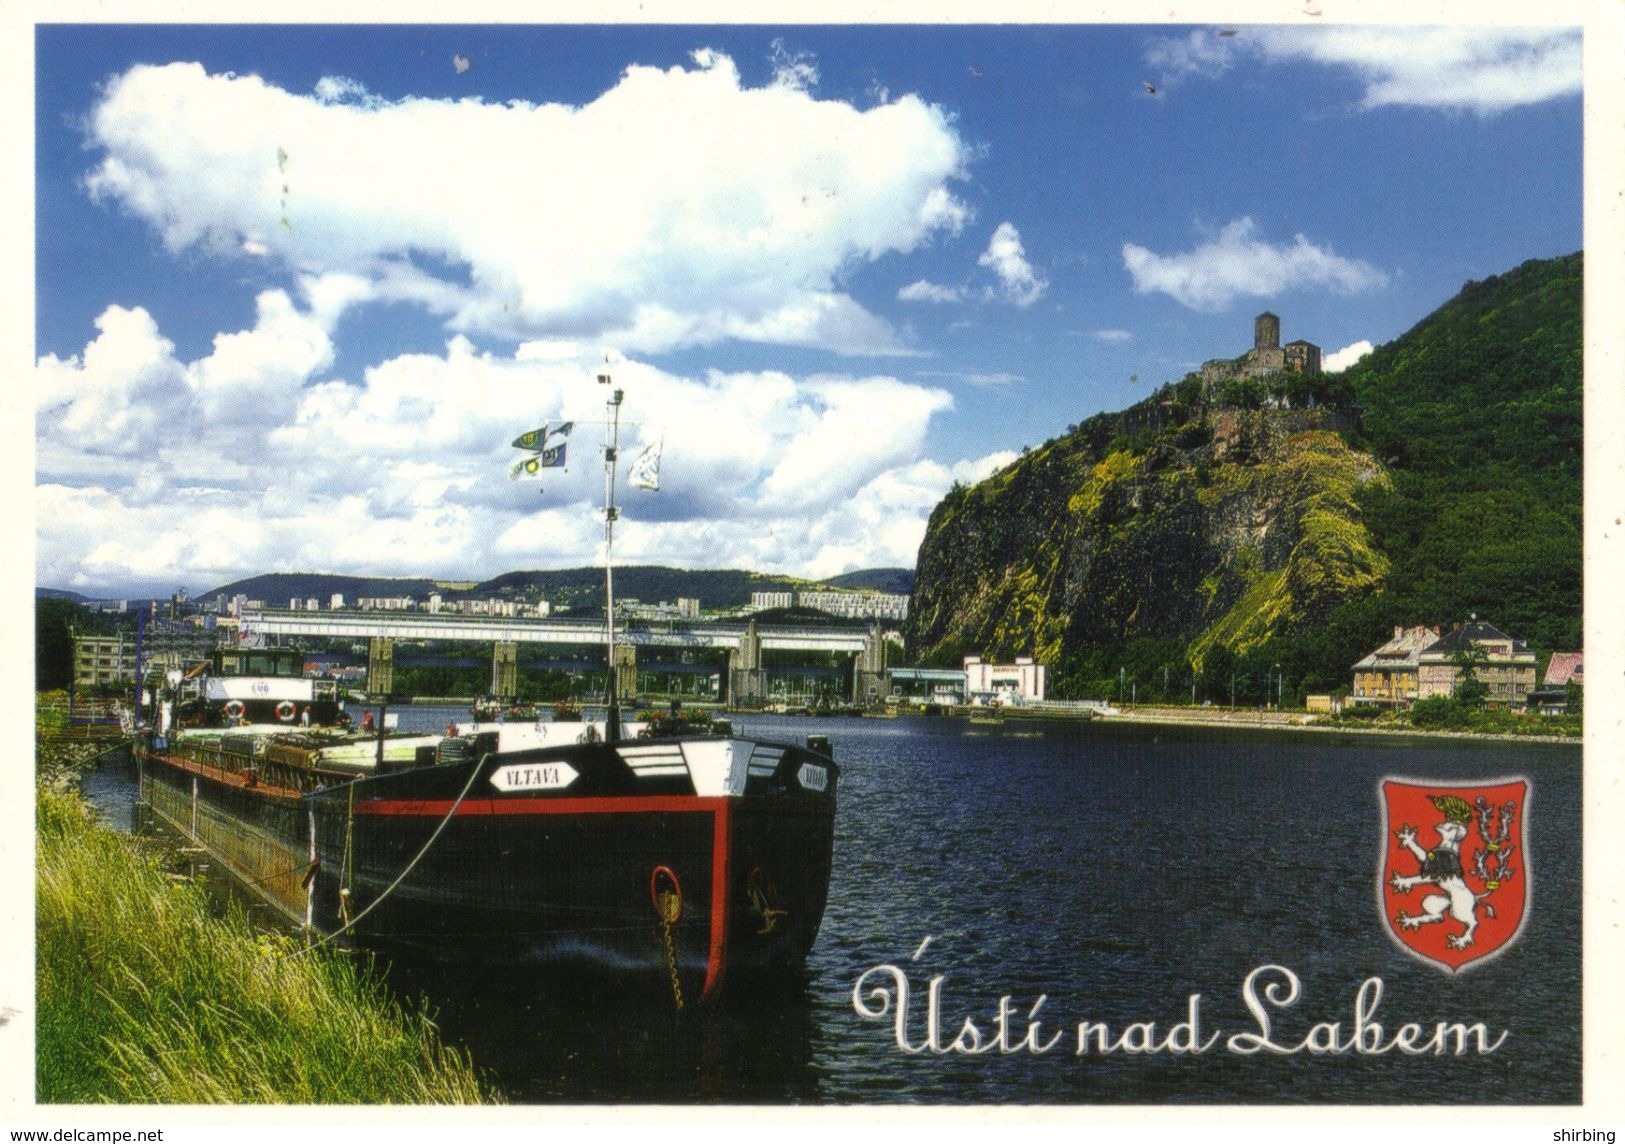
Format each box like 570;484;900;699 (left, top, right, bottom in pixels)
36;599;119;691
1203;643;1236;706
1451;643;1490;708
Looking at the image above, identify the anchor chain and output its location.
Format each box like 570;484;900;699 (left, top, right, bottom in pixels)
650;866;684;1012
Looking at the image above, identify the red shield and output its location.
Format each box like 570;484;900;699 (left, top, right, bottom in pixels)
1378;777;1530;972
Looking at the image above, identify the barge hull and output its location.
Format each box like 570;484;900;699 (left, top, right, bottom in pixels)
135;738;836;1002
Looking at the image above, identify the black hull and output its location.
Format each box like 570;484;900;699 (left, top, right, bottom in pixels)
134;734;837;1003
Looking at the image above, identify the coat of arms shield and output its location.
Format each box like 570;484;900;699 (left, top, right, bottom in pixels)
1378;777;1530;973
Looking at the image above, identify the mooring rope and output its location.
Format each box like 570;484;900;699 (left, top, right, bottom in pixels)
286;753;490;959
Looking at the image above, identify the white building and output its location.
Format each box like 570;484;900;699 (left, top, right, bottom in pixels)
357;596;418;611
963;656;1046;704
751;591;794;610
797;590;910;621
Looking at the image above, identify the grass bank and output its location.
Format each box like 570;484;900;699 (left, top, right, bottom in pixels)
1098;702;1579;743
36;781;495;1104
1319;697;1581;739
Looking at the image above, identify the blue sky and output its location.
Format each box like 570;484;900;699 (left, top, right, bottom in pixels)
33;20;1586;598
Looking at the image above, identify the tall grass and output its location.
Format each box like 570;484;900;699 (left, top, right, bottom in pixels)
36;784;495;1104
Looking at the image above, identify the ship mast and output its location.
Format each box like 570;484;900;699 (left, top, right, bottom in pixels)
598;370;623;743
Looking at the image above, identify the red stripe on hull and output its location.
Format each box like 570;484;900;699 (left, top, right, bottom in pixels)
703;801;731;1003
352;795;729;816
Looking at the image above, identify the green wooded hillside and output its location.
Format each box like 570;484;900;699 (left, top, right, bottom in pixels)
1346;252;1581;653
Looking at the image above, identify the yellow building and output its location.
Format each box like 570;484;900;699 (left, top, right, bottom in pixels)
1350;625;1440;708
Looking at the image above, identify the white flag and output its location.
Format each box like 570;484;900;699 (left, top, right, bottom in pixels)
509;455;547;481
628;438;662;491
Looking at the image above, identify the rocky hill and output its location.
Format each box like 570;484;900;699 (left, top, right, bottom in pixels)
908;252;1581;702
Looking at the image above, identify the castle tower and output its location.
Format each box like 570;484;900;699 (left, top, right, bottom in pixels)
1254;311;1280;350
1284;340;1322;375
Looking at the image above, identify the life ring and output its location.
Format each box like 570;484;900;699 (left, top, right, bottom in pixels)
276;701;297;722
223;700;245;720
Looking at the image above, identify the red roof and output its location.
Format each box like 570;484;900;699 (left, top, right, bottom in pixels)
1544;651;1583;687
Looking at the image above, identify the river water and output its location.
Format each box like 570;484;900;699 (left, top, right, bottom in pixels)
87;708;1582;1105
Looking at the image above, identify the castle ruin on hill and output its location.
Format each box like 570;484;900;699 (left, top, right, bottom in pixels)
1200;312;1321;395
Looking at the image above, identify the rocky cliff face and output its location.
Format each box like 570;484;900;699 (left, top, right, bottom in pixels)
907;405;1388;670
907;252;1581;694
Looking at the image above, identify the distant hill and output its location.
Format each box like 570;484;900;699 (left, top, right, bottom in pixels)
823;568;914;594
202;573;443;605
466;566;795;610
188;565;913;612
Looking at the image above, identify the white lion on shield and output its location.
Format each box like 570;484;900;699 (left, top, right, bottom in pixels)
1390;793;1498;949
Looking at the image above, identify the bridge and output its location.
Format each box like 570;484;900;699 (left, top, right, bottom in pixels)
239;608;888;703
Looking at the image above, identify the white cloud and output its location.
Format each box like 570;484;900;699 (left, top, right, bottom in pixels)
187;289;334;423
1122;217;1387;311
82;54;972;356
898;280;965;304
784;449;1019;577
952;452;1018;484
35;306;189;459
1323;339;1375;373
769;37;820;92
298;272;376;331
897;221;1047;308
916;369;1022;387
1255;26;1581;115
756;376;953;512
1145;29;1243;88
37;305;974;591
977;222;1047;305
1145;25;1581;116
313;75;375;105
1092;329;1133;344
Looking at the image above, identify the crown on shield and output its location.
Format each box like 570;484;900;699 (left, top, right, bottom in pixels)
1429;794;1474;824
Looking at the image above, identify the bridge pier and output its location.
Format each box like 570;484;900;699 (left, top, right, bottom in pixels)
491;640;518;701
853;624;888;704
612;644;637;702
366;637;394;697
728;620;766;706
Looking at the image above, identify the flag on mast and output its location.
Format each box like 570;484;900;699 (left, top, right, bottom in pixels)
511;426;549;451
628;437;662;491
509;455;545;481
508;421;573;479
540;422;572;467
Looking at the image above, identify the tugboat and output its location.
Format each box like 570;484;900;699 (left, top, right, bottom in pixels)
133;373;839;1004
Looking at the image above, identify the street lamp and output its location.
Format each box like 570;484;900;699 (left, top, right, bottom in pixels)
1275;663;1283;709
162;668;183;738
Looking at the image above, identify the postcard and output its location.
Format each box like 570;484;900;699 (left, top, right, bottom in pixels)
7;2;1622;1137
